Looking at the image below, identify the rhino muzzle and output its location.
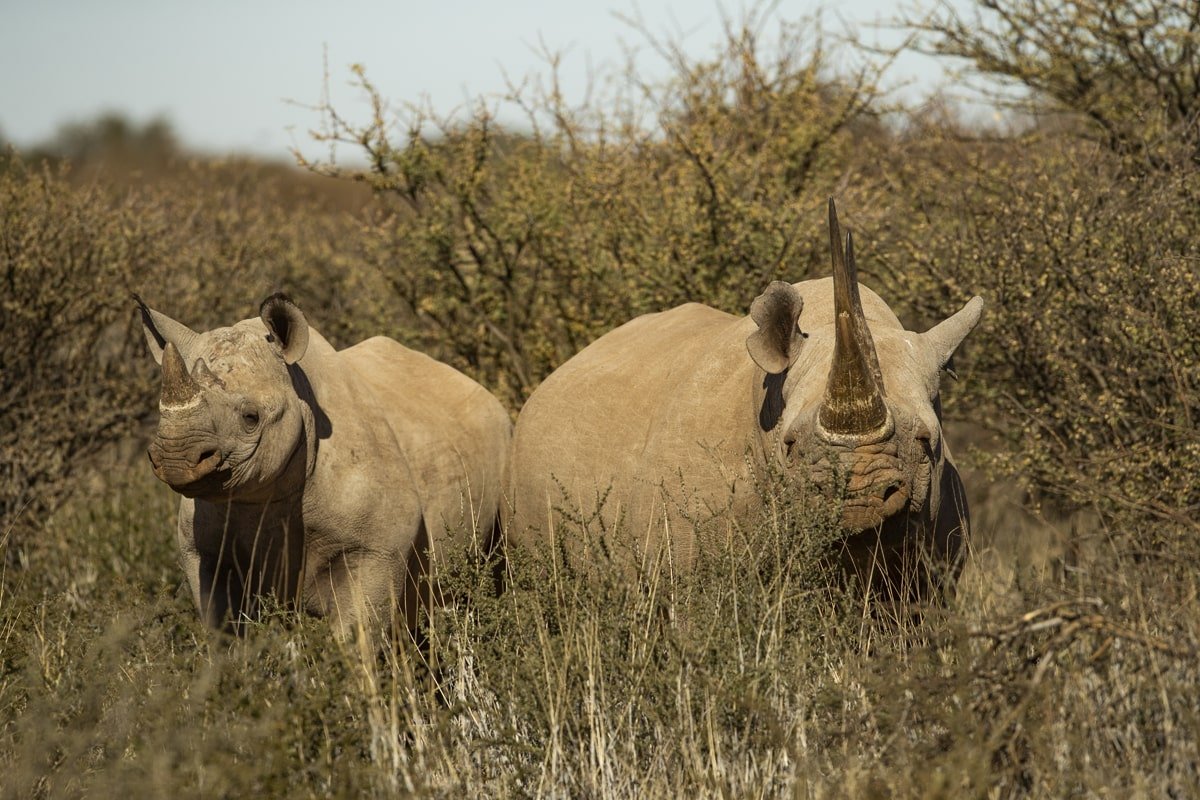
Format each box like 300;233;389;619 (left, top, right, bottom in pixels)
148;438;226;493
808;440;912;532
838;473;911;531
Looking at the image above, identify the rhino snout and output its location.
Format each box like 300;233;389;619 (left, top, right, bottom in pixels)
148;437;225;492
804;445;919;531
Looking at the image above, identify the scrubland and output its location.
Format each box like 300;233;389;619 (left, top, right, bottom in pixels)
2;2;1198;796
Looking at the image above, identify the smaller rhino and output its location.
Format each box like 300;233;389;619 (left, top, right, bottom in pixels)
137;293;510;636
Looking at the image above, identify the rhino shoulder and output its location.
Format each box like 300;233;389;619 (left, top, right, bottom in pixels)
341;337;500;406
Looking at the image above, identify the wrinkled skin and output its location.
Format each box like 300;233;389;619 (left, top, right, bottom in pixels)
139;294;511;637
507;202;982;598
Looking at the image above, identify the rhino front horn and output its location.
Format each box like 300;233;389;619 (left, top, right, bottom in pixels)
818;199;893;444
160;341;202;409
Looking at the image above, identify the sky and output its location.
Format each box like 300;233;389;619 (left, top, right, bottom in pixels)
0;0;972;162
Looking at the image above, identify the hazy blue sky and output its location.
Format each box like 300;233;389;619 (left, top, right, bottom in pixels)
0;0;966;161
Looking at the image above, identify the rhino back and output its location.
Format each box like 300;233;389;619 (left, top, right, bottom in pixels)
509;303;762;566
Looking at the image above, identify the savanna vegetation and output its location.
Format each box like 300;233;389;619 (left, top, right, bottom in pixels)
2;1;1198;796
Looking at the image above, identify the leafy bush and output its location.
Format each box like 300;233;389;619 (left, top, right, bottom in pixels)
880;133;1199;528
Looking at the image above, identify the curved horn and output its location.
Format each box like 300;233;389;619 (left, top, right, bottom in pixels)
160;341;202;409
818;199;891;442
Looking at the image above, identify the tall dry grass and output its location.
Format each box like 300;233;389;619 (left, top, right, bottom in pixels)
1;464;1196;798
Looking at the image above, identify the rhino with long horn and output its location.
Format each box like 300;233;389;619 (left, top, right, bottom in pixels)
507;200;983;596
137;293;511;636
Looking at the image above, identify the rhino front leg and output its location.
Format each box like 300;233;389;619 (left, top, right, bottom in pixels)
305;547;425;640
177;497;256;631
174;498;225;626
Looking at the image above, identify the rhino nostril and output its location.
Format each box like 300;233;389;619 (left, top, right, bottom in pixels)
882;484;901;503
197;449;218;465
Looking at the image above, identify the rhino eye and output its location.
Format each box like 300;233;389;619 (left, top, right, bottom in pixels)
241;409;261;432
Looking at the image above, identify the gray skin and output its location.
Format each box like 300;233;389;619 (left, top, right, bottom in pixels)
507;201;983;597
138;294;511;636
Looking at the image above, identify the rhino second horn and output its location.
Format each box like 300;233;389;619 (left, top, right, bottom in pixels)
161;341;202;410
191;357;224;388
818;199;891;442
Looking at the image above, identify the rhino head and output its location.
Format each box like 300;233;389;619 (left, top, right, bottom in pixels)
137;294;314;502
747;200;983;537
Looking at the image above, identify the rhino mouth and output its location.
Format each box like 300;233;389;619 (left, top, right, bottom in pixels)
839;480;911;531
148;448;230;497
807;445;918;531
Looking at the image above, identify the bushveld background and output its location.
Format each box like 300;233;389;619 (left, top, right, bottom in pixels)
2;1;1199;796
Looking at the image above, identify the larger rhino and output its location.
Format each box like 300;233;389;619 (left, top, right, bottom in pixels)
507;201;983;595
137;294;510;636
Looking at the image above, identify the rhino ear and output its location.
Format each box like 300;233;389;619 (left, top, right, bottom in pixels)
746;281;805;375
260;293;309;365
923;296;984;370
133;293;198;366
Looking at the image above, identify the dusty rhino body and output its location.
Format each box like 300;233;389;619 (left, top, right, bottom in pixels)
507;201;983;595
138;294;510;635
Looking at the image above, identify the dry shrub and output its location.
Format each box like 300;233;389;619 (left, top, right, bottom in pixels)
854;95;1200;538
301;12;890;406
911;0;1200;166
0;161;164;536
881;0;1200;533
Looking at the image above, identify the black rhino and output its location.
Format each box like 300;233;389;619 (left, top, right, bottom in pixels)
138;293;510;635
